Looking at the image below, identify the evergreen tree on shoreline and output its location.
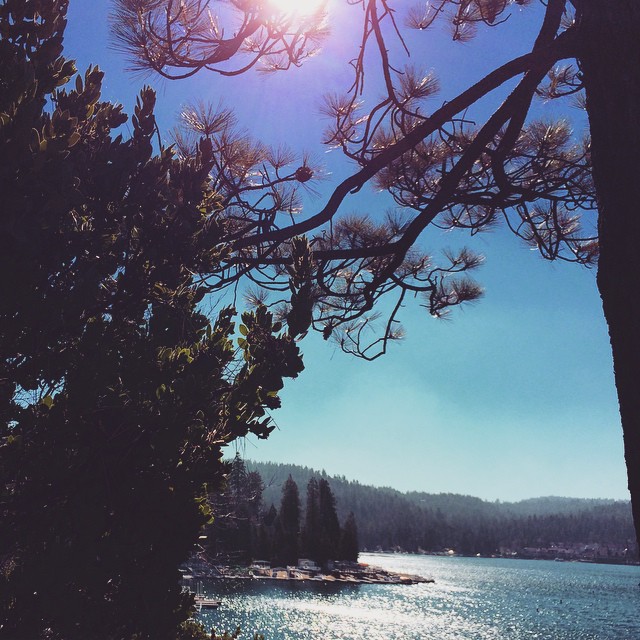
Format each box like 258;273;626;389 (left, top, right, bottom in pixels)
340;512;360;563
206;455;265;561
317;478;341;568
302;477;321;561
275;475;300;566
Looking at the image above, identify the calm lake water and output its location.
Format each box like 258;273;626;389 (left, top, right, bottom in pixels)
197;553;640;639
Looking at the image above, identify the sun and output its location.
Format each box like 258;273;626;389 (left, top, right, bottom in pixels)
266;0;327;18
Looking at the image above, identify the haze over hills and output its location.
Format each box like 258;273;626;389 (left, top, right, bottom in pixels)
250;460;622;516
247;461;636;561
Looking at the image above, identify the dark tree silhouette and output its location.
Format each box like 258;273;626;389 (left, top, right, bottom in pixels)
275;475;300;566
317;478;341;568
303;477;321;561
228;453;250;509
0;2;304;638
257;502;279;562
206;454;265;560
111;0;640;546
340;512;360;563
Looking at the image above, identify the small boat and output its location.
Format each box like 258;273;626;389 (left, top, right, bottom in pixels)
194;594;221;610
183;578;222;611
194;581;221;610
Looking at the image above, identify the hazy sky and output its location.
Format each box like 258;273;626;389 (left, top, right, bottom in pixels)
64;1;629;502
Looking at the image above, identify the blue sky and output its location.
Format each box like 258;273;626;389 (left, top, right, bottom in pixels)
63;0;628;502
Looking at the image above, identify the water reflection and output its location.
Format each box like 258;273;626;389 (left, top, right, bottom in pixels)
197;554;640;639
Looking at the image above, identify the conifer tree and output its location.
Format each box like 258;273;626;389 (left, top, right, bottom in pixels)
303;477;321;561
317;478;341;568
340;512;360;563
275;475;300;566
258;503;279;563
228;453;249;512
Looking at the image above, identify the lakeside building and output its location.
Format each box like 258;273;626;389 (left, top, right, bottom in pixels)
499;541;637;563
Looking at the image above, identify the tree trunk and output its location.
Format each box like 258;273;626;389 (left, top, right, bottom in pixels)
578;0;640;552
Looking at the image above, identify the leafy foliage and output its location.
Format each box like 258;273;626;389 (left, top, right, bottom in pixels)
0;2;303;638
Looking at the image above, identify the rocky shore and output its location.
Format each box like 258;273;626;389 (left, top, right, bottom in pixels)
182;559;433;585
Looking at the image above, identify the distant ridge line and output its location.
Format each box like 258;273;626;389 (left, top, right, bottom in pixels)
244;459;635;557
246;459;626;510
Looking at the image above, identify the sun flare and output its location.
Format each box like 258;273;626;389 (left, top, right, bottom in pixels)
266;0;327;18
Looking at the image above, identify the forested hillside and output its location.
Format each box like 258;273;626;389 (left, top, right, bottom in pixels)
248;461;636;561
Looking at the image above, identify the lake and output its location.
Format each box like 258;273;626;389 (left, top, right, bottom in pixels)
197;553;640;639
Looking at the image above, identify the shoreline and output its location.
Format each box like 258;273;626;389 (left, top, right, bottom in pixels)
183;561;434;585
217;572;434;585
361;550;640;567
